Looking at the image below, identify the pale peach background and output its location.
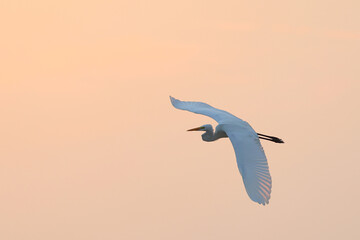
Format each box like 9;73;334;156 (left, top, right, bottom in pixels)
1;1;359;239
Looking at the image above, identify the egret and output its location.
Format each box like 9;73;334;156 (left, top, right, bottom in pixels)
170;96;284;205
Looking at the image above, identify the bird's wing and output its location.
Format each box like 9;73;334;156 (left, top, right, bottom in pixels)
170;96;240;123
222;124;272;205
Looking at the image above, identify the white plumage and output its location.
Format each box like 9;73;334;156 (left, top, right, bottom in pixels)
170;96;280;205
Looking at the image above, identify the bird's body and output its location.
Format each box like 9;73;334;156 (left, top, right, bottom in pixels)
170;96;283;205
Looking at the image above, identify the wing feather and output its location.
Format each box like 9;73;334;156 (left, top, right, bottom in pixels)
222;124;272;205
170;96;240;124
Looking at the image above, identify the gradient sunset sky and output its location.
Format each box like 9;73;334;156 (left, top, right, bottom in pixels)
1;1;359;239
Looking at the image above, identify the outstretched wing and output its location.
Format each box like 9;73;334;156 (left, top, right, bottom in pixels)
170;96;240;124
222;124;272;205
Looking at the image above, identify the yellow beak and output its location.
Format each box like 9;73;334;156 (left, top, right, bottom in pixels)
187;126;205;131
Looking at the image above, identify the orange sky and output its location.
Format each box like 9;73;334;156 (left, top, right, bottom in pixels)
1;1;359;239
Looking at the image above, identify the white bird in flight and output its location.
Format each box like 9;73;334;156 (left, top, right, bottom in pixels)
170;96;284;205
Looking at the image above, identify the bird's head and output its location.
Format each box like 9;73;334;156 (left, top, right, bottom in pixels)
187;124;214;142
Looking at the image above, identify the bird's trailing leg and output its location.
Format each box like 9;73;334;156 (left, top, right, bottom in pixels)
257;133;284;143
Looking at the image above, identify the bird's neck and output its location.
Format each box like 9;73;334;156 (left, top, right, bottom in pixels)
202;127;228;142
